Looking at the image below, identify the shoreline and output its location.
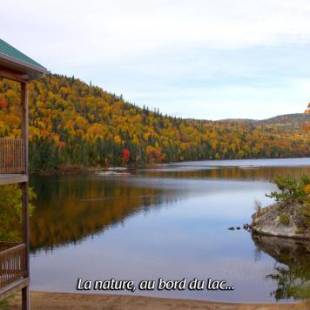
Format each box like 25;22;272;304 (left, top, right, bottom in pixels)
30;157;310;176
8;291;310;310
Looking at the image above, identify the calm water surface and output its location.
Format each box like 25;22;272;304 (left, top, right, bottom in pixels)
29;158;310;303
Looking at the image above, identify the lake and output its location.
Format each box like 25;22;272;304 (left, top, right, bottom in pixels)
29;158;310;303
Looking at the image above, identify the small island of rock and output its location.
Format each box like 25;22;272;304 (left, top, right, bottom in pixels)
251;176;310;240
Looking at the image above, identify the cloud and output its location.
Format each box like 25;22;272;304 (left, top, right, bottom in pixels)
1;0;310;119
2;0;310;64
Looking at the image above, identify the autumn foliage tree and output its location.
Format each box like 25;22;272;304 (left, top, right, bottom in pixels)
0;185;36;241
121;148;130;164
0;74;309;173
0;95;8;109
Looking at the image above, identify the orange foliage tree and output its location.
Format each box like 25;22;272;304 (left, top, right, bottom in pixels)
0;74;309;172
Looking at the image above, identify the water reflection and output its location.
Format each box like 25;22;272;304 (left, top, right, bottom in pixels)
252;234;310;301
30;164;310;252
144;165;310;181
29;159;310;302
30;176;185;252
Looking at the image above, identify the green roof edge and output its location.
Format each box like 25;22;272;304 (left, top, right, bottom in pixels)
0;38;47;72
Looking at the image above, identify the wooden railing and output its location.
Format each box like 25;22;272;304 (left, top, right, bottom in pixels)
0;242;26;290
0;138;25;174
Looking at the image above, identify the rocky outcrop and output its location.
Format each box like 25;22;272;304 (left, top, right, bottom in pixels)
251;202;310;240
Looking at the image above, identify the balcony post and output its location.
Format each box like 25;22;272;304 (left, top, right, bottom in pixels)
21;82;30;310
21;82;29;174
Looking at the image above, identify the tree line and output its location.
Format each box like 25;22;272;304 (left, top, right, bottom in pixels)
0;74;309;172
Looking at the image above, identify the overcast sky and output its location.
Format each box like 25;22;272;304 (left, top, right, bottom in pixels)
1;0;310;119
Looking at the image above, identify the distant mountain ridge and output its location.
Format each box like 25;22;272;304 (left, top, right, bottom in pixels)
257;113;309;127
220;113;309;123
219;113;309;131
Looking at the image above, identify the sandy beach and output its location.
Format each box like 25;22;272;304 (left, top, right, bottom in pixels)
7;292;310;310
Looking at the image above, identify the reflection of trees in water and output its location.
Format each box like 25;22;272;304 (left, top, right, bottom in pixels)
146;166;310;181
30;176;182;252
252;234;310;301
30;167;310;252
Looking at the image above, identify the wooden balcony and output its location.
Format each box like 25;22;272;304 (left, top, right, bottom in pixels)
0;39;46;309
0;242;28;297
0;138;27;185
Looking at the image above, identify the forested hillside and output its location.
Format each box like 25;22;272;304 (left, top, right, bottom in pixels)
0;74;309;172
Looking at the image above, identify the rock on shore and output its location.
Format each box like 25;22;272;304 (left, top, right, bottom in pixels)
251;202;310;240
